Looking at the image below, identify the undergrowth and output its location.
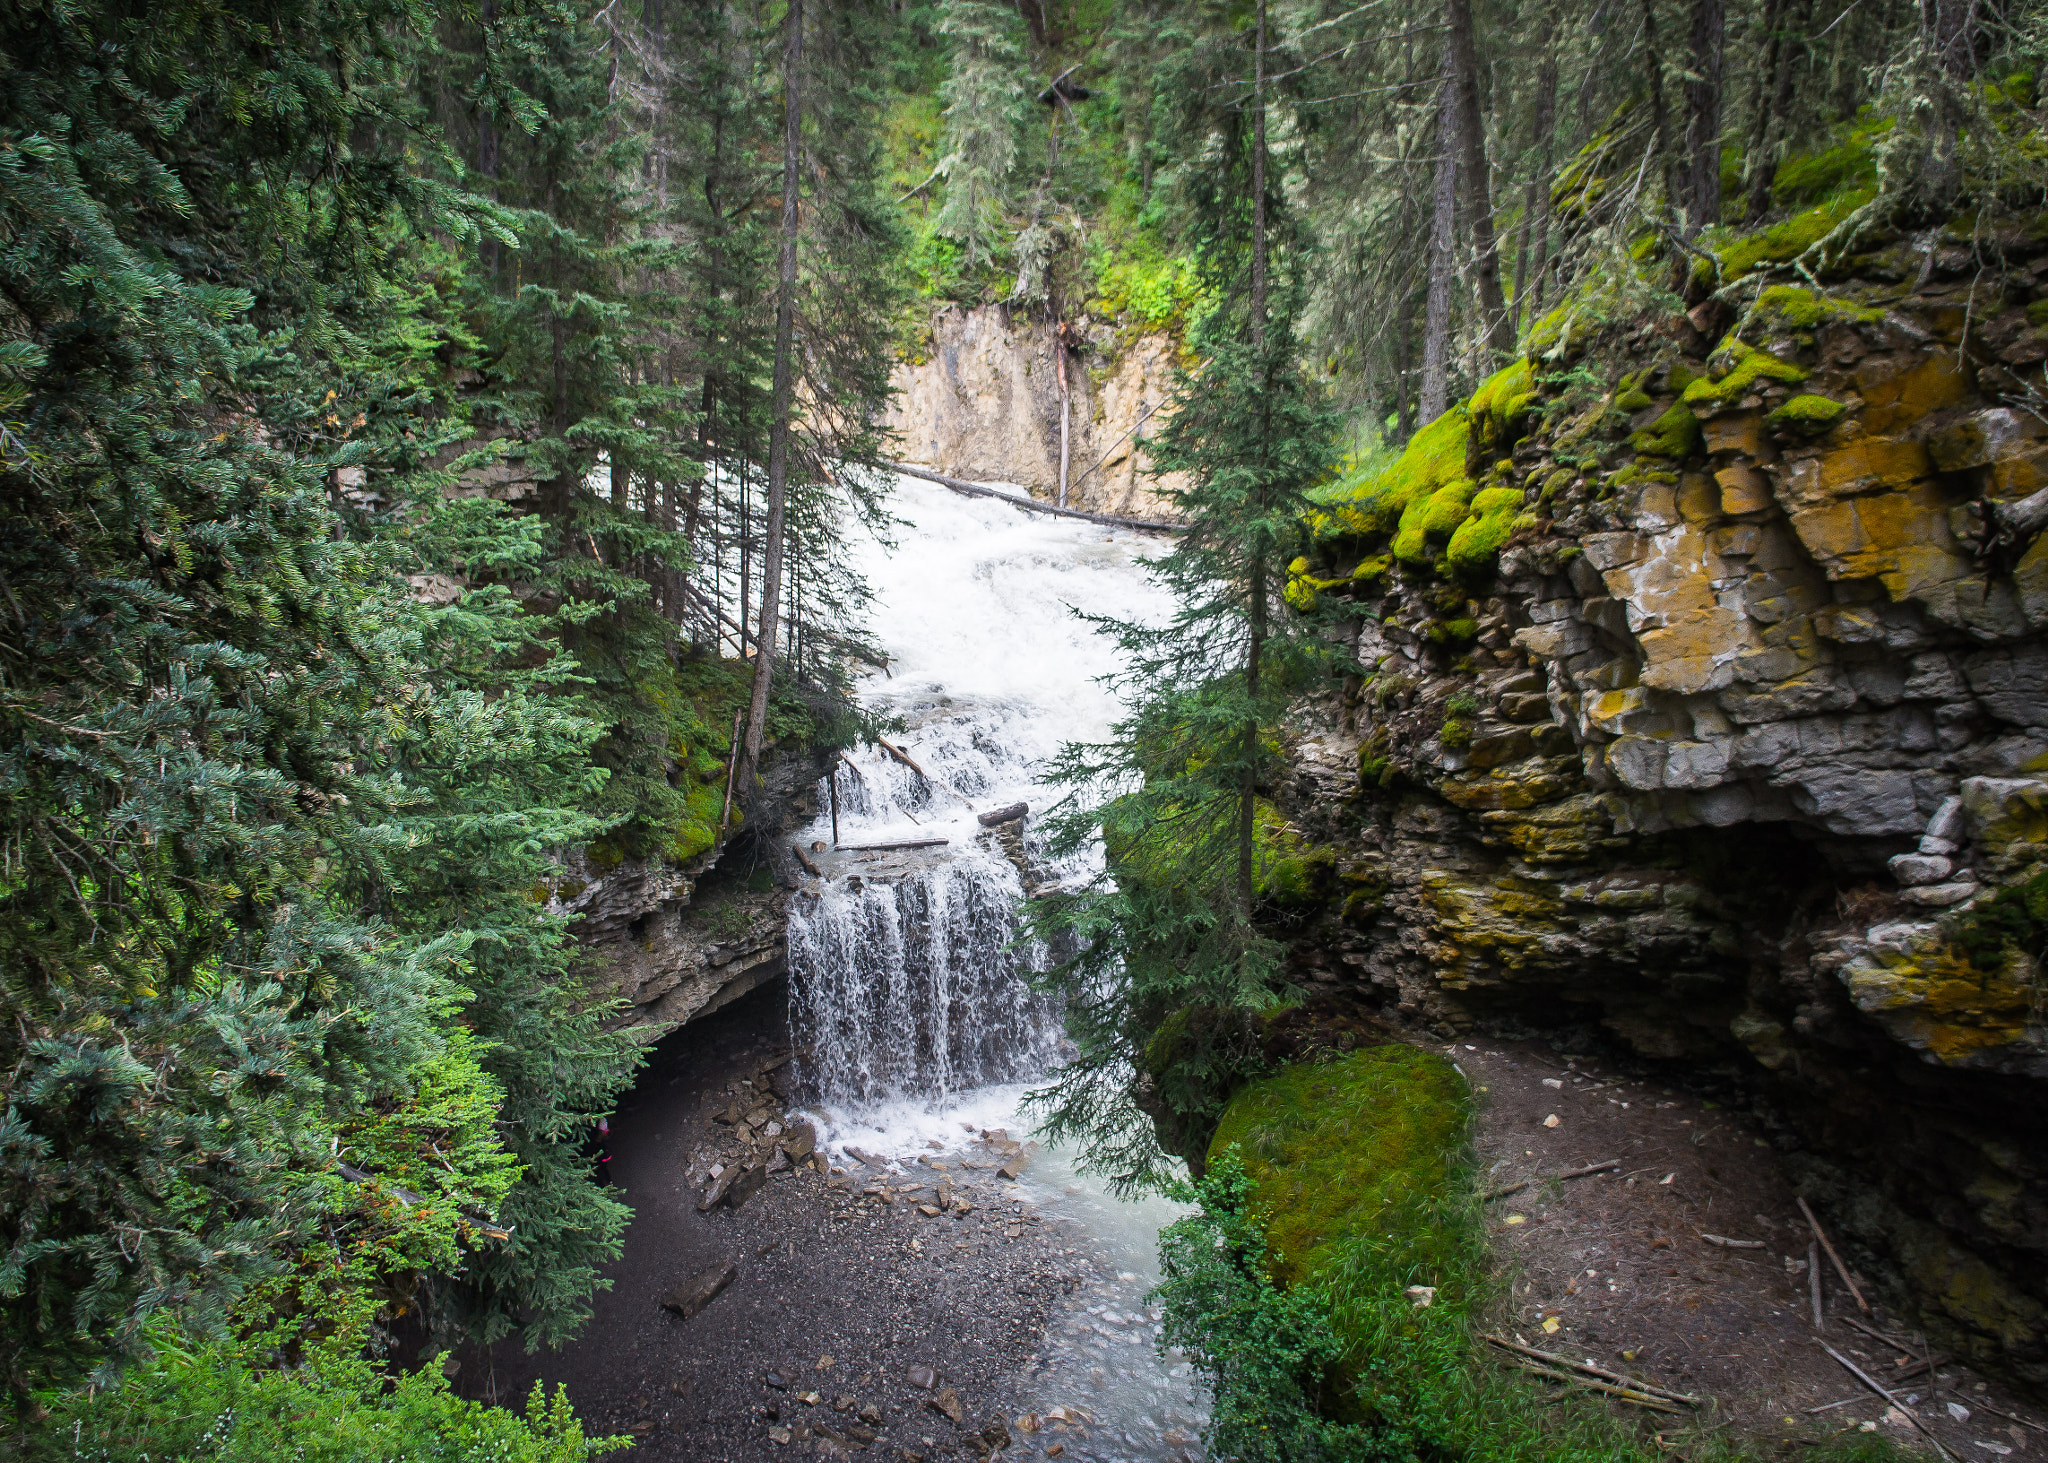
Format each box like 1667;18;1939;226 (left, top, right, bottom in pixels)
1154;1046;1915;1463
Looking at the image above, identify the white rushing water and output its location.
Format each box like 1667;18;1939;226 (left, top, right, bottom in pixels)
786;474;1206;1462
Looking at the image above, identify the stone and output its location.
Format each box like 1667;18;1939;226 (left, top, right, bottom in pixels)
723;1163;768;1211
997;1143;1038;1180
1716;463;1775;515
1499;691;1552;723
929;1387;966;1424
1888;853;1953;886
860;1403;883;1424
906;1365;938;1390
1900;882;1979;907
780;1121;817;1163
660;1261;737;1320
1964;645;2048;728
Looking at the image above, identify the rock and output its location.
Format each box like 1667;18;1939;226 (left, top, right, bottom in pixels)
696;1169;737;1212
906;1364;937;1390
929;1386;965;1424
1901;881;1979;907
859;1402;883;1424
766;1371;790;1390
977;802;1028;826
765;1149;792;1174
659;1260;737;1320
780;1121;817;1163
723;1163;768;1210
1406;1285;1437;1307
997;1142;1038;1180
1888;853;1953;886
833;1395;856;1412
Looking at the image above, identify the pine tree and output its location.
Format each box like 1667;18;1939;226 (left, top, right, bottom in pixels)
1031;13;1338;1190
933;0;1028;269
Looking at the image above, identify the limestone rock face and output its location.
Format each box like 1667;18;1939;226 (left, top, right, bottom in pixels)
883;305;1185;518
1279;239;2048;1383
547;747;827;1039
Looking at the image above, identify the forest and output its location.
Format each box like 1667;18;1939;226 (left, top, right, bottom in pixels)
2;0;2042;1454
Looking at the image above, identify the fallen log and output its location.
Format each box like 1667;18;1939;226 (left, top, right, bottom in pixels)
1502;1359;1690;1415
1700;1232;1766;1249
791;841;822;877
977;802;1028;826
875;735;977;812
887;462;1183;533
836;837;950;852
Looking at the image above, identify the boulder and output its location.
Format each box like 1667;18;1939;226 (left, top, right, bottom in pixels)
660;1261;737;1320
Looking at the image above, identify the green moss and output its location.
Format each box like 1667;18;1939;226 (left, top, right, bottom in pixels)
1207;1046;1471;1294
1626;402;1702;458
1263;846;1341;908
1426;618;1480;646
1318;407;1472;544
1681;340;1810;406
1707;188;1876;283
1769;111;1889;207
1538;468;1575;502
1950;864;2048;973
1443;486;1528;576
1393;475;1475;562
1468;358;1536;454
2028;299;2048;329
1751;284;1885;332
1613;387;1655;412
1769;393;1849;434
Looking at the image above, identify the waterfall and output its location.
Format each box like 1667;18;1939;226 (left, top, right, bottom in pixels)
786;473;1174;1110
784;474;1207;1462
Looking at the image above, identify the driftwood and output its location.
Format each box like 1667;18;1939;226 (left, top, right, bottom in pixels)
1819;1342;1955;1461
791;841;823;878
887;462;1182;533
1809;1239;1825;1330
1481;1158;1621;1200
1482;1335;1701;1409
876;736;978;813
977;802;1028;827
836;838;950;853
1700;1232;1766;1249
1978;485;2048;564
1799;1196;1871;1313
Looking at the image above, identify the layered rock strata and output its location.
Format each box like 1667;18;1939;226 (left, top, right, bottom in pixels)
1278;227;2048;1383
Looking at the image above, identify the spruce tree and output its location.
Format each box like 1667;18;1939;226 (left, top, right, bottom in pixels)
933;0;1028;270
1032;17;1337;1191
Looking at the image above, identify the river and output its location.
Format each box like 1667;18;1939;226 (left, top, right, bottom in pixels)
788;473;1208;1462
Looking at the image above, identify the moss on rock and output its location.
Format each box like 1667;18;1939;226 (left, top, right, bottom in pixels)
1627;403;1702;458
1682;340;1809;407
1769;393;1849;434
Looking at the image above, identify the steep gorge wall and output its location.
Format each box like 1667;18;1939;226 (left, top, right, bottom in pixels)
884;304;1185;518
1273;225;2048;1384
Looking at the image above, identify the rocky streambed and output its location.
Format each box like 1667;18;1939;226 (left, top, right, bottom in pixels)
462;982;1203;1463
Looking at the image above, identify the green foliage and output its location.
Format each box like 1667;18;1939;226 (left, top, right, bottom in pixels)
33;1321;623;1462
933;0;1028;269
1949;864;2048;973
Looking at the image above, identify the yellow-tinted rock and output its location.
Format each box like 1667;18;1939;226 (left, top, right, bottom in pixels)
1716;463;1774;514
1817;434;1933;496
1857;351;1970;434
1702;411;1769;456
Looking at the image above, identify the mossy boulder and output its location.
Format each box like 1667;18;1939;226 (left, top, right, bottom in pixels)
1769;393;1849;435
1681;340;1809;407
1206;1045;1472;1293
1627;403;1702;459
1315;407;1472;542
1749;284;1884;334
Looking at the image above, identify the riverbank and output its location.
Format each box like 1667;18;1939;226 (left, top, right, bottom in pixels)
458;982;1201;1461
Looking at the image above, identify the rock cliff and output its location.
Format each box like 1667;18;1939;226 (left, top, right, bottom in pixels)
1276;222;2048;1384
884;304;1185;518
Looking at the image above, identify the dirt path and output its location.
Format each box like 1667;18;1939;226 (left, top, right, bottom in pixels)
1461;1037;2047;1455
460;984;1114;1461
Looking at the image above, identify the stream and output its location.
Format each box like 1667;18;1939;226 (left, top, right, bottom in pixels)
788;474;1207;1461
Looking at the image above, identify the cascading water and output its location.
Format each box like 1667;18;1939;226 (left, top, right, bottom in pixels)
786;474;1206;1461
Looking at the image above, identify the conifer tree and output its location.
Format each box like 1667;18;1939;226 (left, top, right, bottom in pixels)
1031;11;1337;1190
933;0;1029;269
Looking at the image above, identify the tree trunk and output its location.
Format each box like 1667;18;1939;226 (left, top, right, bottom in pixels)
1239;0;1271;917
1743;0;1806;222
1445;0;1511;362
1514;22;1559;334
1393;287;1416;443
741;0;802;788
1420;47;1458;424
1250;0;1268;352
1640;0;1680;210
1682;0;1725;235
1055;321;1071;507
